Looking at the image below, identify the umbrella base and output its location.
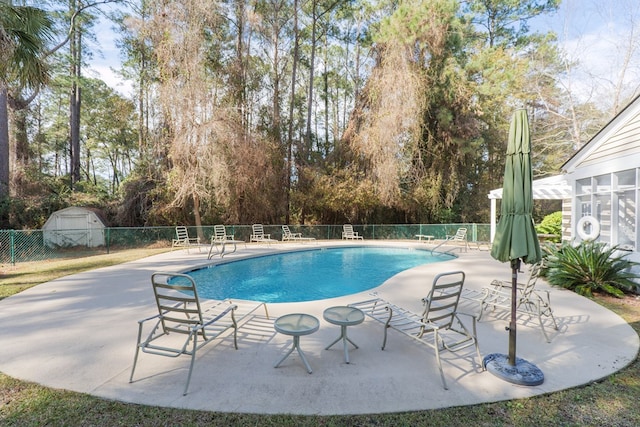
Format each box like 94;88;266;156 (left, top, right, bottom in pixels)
483;353;544;386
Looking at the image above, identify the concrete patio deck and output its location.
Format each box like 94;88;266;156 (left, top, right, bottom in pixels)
0;241;637;415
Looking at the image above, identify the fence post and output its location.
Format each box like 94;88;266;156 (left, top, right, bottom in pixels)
106;228;110;254
10;229;15;265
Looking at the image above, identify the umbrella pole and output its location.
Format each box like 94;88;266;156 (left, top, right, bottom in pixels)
508;259;520;365
483;257;544;386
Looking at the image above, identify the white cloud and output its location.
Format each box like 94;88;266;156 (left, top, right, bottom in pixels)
87;64;133;97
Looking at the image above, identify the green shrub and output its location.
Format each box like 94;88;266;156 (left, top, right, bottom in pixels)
536;211;562;243
542;241;639;298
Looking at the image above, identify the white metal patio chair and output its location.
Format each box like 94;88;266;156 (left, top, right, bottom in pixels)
171;226;202;253
281;225;316;243
129;272;268;395
208;224;245;258
445;228;468;250
461;262;558;342
250;224;277;245
349;271;482;389
342;224;363;240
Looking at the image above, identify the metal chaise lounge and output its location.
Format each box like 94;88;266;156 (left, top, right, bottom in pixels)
129;272;269;395
171;226;202;253
429;227;468;254
250;224;278;245
461;262;558;342
208;224;246;258
342;224;363;240
281;225;316;243
349;271;482;389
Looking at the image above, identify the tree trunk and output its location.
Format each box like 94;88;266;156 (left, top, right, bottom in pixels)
193;193;204;242
271;1;281;142
304;0;318;159
70;17;82;188
13;106;28;164
323;44;329;154
286;0;300;224
70;81;81;187
0;86;9;198
234;0;247;130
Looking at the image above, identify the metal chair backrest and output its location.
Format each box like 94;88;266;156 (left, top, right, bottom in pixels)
213;225;227;242
421;271;466;330
518;262;542;302
151;272;206;340
175;226;190;242
452;228;467;241
252;224;265;237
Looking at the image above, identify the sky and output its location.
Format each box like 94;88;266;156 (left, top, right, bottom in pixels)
87;0;640;106
86;3;131;96
531;0;640;107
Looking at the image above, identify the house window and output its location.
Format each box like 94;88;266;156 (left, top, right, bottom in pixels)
576;179;593;234
575;170;638;249
595;194;611;241
616;169;635;190
617;191;635;249
576;178;591;195
615;169;637;250
579;197;591;217
594;174;611;193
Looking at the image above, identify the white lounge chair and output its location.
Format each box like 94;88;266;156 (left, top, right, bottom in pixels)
342;224;363;240
429;228;468;254
208;225;246;259
172;226;201;253
282;225;316;243
349;271;482;389
250;224;277;245
446;228;467;248
129;272;269;395
461;263;558;342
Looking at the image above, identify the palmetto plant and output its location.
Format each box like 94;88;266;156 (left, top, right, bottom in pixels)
542;241;639;298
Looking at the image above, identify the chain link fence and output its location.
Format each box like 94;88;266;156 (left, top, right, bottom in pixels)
0;224;491;265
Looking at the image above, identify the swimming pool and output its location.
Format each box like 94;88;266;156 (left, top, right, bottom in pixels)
183;246;454;303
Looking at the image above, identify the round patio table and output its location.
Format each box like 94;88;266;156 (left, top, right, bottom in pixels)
323;306;365;364
274;313;320;373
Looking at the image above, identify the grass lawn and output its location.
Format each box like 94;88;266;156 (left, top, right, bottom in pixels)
0;249;639;426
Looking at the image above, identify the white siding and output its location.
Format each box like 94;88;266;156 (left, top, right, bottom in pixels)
562;198;572;241
580;112;640;167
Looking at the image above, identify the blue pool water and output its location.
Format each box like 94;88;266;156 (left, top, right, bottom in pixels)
183;247;454;303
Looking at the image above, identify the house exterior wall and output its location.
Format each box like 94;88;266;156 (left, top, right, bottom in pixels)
562;198;572;242
553;96;640;291
562;96;640;253
578;111;640;168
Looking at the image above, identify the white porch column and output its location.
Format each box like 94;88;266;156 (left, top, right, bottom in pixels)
490;198;497;242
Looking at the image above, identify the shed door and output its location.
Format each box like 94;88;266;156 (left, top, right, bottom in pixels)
56;213;90;246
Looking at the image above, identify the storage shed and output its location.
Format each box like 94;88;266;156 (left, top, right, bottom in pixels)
43;207;107;248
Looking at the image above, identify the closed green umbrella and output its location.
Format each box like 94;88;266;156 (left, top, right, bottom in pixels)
485;109;543;386
490;110;541;266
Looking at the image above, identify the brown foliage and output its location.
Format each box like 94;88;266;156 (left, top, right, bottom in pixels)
342;1;479;221
135;1;288;226
349;44;426;206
